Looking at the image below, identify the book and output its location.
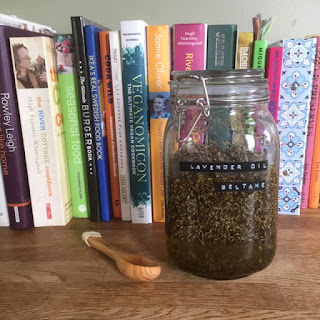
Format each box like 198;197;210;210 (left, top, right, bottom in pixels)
265;46;283;123
301;36;320;208
120;20;152;223
235;32;254;69
147;25;171;222
173;23;207;145
71;16;107;222
10;36;72;226
109;30;131;221
252;15;275;71
307;36;320;208
206;24;237;70
0;13;55;34
54;34;90;218
173;23;207;71
252;40;268;70
277;38;316;215
0;165;9;227
0;25;48;230
84;24;112;221
99;30;122;218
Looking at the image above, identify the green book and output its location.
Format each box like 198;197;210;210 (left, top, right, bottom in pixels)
207;24;238;70
252;40;268;70
55;34;90;218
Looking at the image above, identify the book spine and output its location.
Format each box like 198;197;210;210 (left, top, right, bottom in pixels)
252;40;268;70
120;20;152;223
99;31;122;218
301;37;320;208
71;17;101;222
147;25;171;222
45;36;73;225
0;28;33;229
55;34;90;218
277;38;316;215
109;31;131;221
173;23;207;71
206;24;237;70
10;36;72;226
0;165;9;226
307;37;320;208
84;25;112;221
265;46;283;123
236;32;254;69
173;23;207;145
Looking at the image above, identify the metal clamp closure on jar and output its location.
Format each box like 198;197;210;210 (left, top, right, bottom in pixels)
175;74;211;143
171;70;269;143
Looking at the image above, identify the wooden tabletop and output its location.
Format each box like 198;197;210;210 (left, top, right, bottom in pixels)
1;210;320;319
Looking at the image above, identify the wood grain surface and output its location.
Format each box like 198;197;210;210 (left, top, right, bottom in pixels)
1;210;320;319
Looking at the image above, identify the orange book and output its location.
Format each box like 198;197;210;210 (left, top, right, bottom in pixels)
308;94;320;208
99;31;121;218
147;25;171;222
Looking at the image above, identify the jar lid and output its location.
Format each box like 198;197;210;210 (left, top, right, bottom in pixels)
170;69;269;104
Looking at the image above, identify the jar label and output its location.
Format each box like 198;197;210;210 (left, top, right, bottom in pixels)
180;160;268;172
216;181;266;192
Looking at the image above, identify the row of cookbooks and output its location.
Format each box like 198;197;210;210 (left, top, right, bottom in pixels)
0;13;319;231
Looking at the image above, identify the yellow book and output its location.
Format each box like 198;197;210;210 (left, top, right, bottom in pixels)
147;25;171;222
236;32;254;69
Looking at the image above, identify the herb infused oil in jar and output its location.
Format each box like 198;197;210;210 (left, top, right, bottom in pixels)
164;70;280;279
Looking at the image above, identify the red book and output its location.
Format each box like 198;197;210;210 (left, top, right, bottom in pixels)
173;23;207;145
173;23;207;71
99;31;121;218
265;46;283;123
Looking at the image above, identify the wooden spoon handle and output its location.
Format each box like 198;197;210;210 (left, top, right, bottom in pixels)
87;236;121;261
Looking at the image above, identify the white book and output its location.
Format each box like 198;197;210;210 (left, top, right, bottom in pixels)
0;13;55;34
0;165;9;226
109;30;131;221
10;36;72;226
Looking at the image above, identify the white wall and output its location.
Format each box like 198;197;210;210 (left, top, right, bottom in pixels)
1;0;319;43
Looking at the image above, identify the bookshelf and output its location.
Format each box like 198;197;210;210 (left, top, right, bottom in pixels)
1;211;320;319
1;1;320;318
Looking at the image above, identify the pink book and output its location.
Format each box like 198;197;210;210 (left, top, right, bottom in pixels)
173;23;207;71
173;23;207;144
265;46;283;123
301;36;320;208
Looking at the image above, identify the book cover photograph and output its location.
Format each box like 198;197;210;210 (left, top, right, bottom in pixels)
10;36;72;226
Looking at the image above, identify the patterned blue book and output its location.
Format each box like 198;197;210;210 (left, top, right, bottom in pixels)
84;25;112;221
120;20;152;223
277;38;316;215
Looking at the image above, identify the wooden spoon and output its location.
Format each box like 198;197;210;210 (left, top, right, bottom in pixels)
82;231;161;282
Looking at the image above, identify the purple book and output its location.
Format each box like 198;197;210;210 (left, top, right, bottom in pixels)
0;26;49;229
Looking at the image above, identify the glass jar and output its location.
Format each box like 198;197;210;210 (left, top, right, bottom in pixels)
164;70;280;280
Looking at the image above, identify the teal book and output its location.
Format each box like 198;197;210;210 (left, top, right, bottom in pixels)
207;24;238;70
84;25;112;221
120;20;152;223
55;34;90;218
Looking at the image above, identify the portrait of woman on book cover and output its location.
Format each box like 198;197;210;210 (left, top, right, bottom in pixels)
12;43;48;89
150;93;171;119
